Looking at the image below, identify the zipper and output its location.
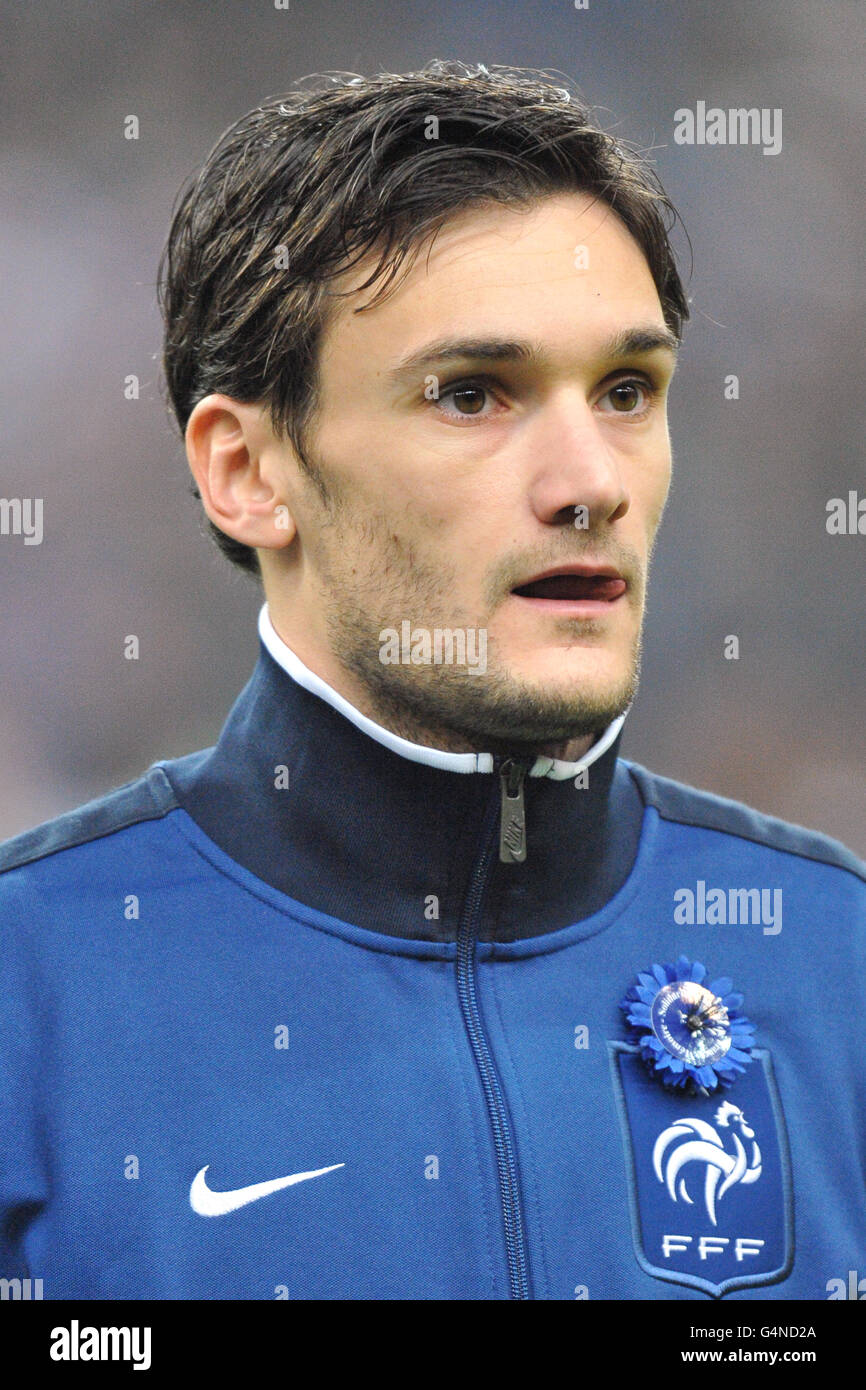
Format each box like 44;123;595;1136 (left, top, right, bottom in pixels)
499;757;530;863
455;754;535;1299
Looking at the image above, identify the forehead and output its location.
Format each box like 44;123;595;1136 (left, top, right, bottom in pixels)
318;191;669;372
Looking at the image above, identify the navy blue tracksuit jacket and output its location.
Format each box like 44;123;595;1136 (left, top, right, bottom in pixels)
1;615;864;1300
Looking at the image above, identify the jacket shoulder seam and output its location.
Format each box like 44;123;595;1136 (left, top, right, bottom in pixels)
624;760;866;885
0;765;180;875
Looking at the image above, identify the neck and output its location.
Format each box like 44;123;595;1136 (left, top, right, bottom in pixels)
161;611;646;944
263;604;600;763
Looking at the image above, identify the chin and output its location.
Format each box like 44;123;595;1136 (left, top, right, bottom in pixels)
506;652;639;730
513;644;634;692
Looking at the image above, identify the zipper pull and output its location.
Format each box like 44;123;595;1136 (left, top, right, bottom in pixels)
499;757;530;864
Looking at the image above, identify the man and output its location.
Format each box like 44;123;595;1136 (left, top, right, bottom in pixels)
1;61;864;1302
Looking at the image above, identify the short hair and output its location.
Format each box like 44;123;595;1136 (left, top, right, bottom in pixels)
158;59;691;576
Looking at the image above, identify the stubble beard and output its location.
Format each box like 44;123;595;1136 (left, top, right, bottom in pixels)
315;503;644;756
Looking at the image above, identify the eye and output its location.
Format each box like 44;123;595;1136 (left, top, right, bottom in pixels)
433;377;502;423
430;372;659;424
597;376;656;417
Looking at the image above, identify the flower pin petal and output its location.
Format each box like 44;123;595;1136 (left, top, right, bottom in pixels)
620;956;755;1095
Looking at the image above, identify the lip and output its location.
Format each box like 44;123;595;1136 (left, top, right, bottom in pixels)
510;562;628;613
509;593;626;616
513;562;625;587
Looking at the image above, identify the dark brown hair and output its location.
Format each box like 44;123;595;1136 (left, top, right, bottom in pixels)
158;59;691;575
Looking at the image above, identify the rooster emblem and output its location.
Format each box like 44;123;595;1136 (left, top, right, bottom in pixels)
652;1101;762;1226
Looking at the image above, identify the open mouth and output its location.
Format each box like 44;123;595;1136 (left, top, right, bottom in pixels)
512;571;627;603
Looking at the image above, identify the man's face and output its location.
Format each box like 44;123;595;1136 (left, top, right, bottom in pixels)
265;191;678;754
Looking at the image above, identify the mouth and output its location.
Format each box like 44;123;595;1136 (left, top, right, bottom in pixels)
511;564;628;607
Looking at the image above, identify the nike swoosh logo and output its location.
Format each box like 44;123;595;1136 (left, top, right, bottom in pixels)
190;1162;345;1217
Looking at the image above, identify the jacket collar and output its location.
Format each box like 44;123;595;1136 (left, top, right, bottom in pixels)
165;606;646;943
257;603;628;782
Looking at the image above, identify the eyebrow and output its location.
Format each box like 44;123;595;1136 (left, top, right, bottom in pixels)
386;325;680;385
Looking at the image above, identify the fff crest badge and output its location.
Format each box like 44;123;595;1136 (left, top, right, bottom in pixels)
609;958;794;1297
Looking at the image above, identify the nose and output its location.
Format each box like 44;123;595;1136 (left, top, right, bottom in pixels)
524;389;630;528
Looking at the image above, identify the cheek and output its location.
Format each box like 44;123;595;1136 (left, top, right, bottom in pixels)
635;448;672;532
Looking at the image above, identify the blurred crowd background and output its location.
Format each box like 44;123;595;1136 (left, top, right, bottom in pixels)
2;0;864;855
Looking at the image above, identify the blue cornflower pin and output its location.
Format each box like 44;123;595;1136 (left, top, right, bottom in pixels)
620;955;756;1095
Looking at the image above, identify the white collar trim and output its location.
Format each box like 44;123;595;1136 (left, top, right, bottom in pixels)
258;602;627;780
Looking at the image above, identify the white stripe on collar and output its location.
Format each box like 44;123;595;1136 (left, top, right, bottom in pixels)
258;602;627;780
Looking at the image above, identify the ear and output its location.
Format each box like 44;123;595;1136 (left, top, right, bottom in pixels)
185;395;296;551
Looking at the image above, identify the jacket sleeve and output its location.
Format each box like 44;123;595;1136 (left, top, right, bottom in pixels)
0;866;50;1281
